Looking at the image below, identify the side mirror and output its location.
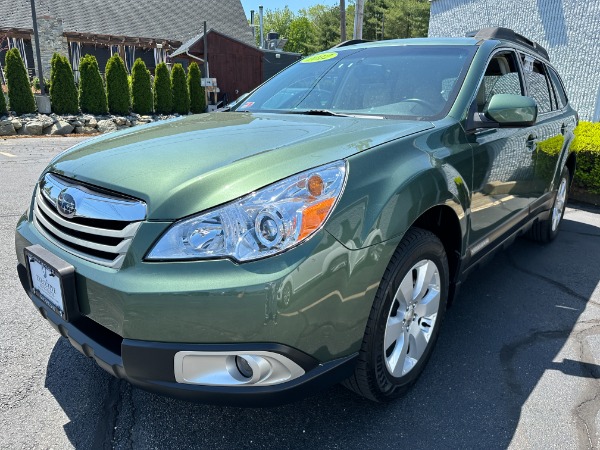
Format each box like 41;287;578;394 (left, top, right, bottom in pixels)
469;94;538;129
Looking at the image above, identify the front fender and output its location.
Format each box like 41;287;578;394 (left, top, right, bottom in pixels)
325;124;470;252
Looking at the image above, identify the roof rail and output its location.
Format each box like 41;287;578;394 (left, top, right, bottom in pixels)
330;39;371;49
466;27;549;61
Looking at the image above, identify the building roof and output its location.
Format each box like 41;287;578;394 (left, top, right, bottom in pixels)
172;29;301;59
0;0;255;46
171;28;260;58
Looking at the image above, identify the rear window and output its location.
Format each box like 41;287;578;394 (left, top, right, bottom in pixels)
521;55;553;114
547;66;569;109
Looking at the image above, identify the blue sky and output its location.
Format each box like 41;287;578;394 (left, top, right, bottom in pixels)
240;0;339;16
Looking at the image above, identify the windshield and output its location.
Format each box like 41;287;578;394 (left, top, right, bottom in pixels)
235;45;476;120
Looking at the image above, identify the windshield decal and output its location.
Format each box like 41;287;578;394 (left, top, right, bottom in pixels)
301;52;338;63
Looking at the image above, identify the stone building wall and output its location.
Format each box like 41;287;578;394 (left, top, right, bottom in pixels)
29;15;69;81
428;0;600;121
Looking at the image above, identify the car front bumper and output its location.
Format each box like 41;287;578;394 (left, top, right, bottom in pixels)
18;262;357;406
15;212;398;404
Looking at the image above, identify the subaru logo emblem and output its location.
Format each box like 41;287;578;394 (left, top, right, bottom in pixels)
57;189;76;218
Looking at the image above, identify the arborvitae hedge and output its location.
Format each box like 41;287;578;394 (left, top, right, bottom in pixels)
79;54;108;115
153;62;172;114
106;54;130;115
131;58;152;114
49;53;78;114
572;122;600;194
171;63;189;114
188;62;206;114
0;87;7;116
5;48;36;114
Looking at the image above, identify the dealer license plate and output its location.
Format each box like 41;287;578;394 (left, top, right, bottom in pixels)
27;253;65;317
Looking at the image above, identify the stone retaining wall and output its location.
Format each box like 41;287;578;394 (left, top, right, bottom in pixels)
0;112;179;136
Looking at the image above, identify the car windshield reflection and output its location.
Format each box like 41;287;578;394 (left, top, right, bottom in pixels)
236;45;477;120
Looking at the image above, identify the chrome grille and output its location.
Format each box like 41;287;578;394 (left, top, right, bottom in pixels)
33;173;147;269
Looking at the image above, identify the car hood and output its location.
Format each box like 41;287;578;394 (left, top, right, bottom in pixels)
49;112;433;220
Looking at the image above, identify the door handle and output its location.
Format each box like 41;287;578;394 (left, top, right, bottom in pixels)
561;123;568;135
526;134;538;151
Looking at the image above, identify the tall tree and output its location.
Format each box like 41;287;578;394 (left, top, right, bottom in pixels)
105;54;130;115
153;62;172;114
302;5;341;51
364;0;430;40
5;48;36;114
49;53;78;114
79;54;108;114
187;62;206;114
258;6;296;46
131;58;153;114
171;63;190;115
287;17;317;55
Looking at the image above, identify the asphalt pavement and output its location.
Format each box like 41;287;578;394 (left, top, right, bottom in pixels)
1;137;599;449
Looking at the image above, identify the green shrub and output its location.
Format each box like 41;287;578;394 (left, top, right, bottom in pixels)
79;54;108;115
187;62;206;114
31;77;51;92
171;63;189;114
153;62;172;114
49;53;78;114
5;48;36;114
105;54;130;115
131;58;153;114
571;121;600;194
0;88;7;116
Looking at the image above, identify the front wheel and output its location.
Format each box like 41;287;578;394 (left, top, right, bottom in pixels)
343;228;449;402
528;166;570;243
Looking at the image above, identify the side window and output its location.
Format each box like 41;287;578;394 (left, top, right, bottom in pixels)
521;56;553;114
476;52;523;112
547;67;568;109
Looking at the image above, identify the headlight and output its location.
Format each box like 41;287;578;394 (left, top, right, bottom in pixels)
146;161;346;262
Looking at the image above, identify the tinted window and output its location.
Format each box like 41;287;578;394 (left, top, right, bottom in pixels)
548;66;568;109
522;56;553;114
476;51;523;113
237;46;477;120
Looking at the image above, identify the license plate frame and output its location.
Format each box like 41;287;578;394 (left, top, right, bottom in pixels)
25;244;78;322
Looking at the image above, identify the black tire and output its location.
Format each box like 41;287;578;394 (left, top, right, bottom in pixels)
528;166;570;243
343;227;449;402
280;283;292;308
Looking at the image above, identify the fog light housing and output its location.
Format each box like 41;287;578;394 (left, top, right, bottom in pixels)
174;351;305;386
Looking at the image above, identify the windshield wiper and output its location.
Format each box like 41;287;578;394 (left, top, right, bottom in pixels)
288;109;350;117
288;109;385;119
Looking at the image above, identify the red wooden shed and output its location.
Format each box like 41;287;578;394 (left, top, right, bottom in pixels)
171;29;263;104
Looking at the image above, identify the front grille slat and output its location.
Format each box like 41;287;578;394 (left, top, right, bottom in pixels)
33;173;147;270
36;190;139;239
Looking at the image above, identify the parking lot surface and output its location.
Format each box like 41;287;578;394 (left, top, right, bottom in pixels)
1;137;599;449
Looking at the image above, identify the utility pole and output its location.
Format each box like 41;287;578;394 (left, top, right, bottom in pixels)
340;0;346;42
353;0;365;40
30;0;45;95
203;21;209;78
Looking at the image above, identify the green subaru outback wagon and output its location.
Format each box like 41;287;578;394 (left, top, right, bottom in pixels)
16;28;577;405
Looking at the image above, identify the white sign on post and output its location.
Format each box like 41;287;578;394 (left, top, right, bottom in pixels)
201;78;217;87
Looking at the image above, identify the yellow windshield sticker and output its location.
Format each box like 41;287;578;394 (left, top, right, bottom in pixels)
301;52;338;63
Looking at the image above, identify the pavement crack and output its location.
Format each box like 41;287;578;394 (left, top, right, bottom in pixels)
573;324;600;449
500;328;571;397
506;251;597;306
91;377;123;450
